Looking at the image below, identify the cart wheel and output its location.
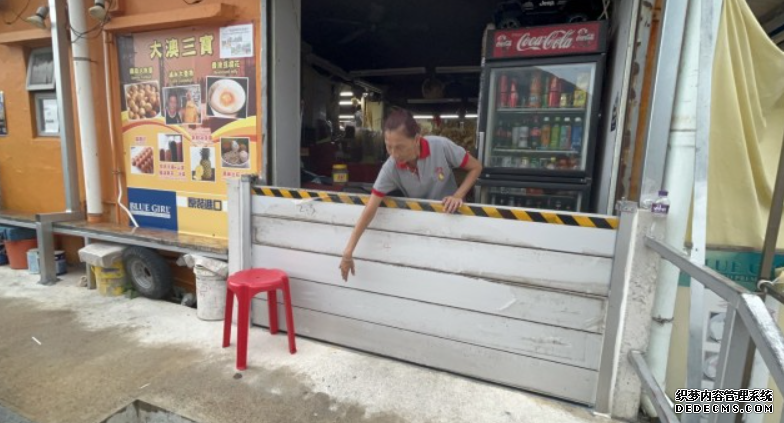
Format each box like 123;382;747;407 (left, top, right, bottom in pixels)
123;247;172;300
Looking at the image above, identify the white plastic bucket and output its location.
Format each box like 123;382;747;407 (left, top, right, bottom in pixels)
194;267;226;321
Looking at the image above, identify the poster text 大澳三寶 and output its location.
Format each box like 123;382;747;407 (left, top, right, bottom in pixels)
117;23;258;238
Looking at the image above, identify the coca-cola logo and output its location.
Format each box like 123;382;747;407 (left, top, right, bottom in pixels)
516;29;576;52
495;35;512;49
576;28;596;43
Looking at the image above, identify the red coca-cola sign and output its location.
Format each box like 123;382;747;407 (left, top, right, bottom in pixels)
487;21;607;60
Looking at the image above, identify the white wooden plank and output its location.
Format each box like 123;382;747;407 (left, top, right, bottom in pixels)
255;276;602;369
253;245;608;333
253;217;613;296
252;195;617;257
251;299;598;405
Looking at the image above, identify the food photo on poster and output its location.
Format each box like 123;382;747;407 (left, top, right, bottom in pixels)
206;76;248;119
162;85;202;125
191;146;216;182
130;146;155;174
158;133;184;163
124;81;162;121
220;137;250;169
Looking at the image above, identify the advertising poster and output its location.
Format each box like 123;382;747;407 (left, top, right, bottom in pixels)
117;23;258;238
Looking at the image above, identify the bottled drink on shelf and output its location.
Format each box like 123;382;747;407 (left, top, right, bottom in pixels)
551;117;561;150
528;71;542;108
546;157;557;169
541;117;551;149
504;122;513;147
498;73;509;108
530;116;541;150
560;117;572;150
542;75;550;108
509;78;519;108
495;120;504;148
571;117;583;152
520;156;530;168
573;73;590;108
548;76;561;108
517;120;530;149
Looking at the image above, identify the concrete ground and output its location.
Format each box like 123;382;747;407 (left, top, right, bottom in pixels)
0;266;619;423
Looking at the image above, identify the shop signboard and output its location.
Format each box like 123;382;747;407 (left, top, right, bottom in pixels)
117;23;258;237
487;21;607;60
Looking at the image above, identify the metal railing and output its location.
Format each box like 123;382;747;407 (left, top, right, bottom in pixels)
631;235;784;423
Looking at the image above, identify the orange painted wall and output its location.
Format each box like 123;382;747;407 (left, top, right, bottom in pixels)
0;0;260;221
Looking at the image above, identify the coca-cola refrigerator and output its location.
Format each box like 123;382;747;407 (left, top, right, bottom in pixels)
476;21;608;212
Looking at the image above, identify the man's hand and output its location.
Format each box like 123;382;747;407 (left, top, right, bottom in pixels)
442;195;464;214
339;253;355;282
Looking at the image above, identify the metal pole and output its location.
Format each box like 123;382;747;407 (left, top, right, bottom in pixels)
260;0;269;184
758;130;784;282
685;1;722;422
49;0;81;213
640;0;690;193
68;0;103;221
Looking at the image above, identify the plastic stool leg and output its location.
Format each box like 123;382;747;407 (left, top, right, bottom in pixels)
222;287;234;348
268;290;279;334
282;281;297;354
236;292;251;370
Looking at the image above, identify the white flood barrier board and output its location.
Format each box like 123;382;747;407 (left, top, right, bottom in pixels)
250;194;620;405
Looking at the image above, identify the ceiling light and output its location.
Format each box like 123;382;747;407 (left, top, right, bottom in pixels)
24;6;49;29
440;114;460;119
339;100;353;106
464;114;478;119
340;91;352;97
339;115;353;120
413;115;433;120
89;0;108;21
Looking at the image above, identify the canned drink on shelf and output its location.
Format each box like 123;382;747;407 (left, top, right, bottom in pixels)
560;93;571;108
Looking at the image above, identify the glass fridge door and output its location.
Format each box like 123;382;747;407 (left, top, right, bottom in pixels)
479;184;586;212
483;62;597;173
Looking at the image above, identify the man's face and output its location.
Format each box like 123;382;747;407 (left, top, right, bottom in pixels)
167;96;177;113
385;126;418;165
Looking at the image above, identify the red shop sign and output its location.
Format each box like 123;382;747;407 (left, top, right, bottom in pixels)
487;21;607;60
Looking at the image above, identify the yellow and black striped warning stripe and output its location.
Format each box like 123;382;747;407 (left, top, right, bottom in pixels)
252;187;618;230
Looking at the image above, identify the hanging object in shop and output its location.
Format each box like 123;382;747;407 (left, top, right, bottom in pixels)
116;23;258;238
492;0;607;29
0;92;7;136
23;6;49;29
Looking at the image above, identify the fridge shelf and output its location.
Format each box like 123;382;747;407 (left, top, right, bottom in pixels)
496;107;586;114
493;148;580;155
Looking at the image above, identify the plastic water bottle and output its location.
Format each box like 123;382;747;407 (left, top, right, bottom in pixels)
649;190;670;240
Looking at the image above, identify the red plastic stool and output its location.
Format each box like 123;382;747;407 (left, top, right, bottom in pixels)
222;268;297;370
